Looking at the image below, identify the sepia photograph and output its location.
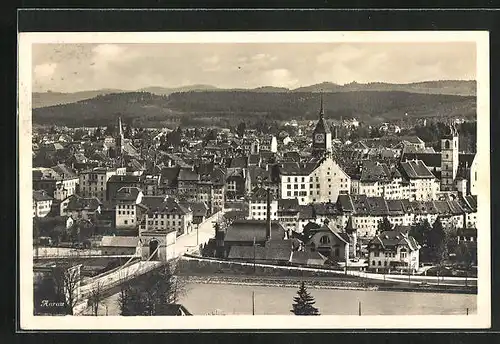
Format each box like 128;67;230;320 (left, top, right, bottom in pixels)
18;31;490;329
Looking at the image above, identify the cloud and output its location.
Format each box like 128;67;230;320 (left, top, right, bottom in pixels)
33;63;57;79
30;42;476;92
262;68;299;88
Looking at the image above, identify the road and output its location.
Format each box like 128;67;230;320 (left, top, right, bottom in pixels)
174;210;227;257
345;269;477;287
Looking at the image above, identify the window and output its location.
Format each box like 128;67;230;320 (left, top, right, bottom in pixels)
445;140;450;149
287;184;291;189
378;261;381;266
372;261;376;266
374;251;379;257
287;191;291;196
400;251;407;259
320;236;330;244
124;220;128;225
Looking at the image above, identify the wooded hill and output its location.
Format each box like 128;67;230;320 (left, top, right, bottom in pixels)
32;90;476;128
32;80;476;109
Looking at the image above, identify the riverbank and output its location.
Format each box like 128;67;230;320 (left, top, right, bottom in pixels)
181;275;378;291
178;273;477;294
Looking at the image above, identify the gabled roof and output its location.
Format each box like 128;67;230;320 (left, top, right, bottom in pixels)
108;174;143;183
224;220;285;242
139;195;167;211
279;162;318;176
160;167;180;186
178;168;200;182
33;190;53;202
229;157;248;169
51;164;78;179
250;187;272;202
360;161;391;183
310;224;350;245
369;230;419;251
66;195;101;212
399;160;435;179
248;154;261;165
179;201;208;217
115;187;142;202
278;198;300;211
401;152;441;168
227;244;292;262
290;251;327;265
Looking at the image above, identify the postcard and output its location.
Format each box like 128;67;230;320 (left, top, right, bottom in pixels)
18;31;490;329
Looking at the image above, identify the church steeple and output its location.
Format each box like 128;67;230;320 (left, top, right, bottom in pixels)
116;116;124;160
319;92;325;119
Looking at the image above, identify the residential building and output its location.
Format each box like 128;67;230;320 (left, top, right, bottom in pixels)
114;187;144;229
106;174;144;201
63;194;102;221
142;197;193;236
248;187;278;221
79;167;126;202
33;190;53;218
367;228;420;272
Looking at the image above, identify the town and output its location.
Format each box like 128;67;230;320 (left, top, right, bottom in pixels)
32;94;478;316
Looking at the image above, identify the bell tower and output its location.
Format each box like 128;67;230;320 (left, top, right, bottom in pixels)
440;122;459;191
312;93;332;156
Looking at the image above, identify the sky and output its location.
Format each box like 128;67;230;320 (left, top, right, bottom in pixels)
31;42;477;93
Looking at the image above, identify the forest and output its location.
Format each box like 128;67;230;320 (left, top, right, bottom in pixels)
32;90;476;128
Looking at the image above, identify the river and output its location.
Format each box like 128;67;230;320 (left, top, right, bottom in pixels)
91;282;476;316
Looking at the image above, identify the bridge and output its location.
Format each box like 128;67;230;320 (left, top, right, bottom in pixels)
68;210;227;315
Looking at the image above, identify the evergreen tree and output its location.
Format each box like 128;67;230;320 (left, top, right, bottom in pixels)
428;218;447;264
291;282;320;316
409;219;432;247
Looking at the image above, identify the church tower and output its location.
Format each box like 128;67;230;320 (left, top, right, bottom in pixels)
440;122;459;191
312;93;332;156
116;116;124;157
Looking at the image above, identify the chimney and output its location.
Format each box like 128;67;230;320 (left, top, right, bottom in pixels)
266;188;272;240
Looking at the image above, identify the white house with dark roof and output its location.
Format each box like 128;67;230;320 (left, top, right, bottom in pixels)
368;229;420;272
142;197;193;236
33;190;53;218
248;187;278;221
399;160;440;201
114;187;144;229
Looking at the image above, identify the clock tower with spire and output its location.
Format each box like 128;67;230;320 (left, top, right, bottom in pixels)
312;93;332;156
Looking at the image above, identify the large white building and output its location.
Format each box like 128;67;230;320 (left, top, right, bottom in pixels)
140;196;194;237
351;160;439;202
279;156;351;205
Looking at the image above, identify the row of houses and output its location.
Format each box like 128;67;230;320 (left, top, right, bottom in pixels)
248;188;477;238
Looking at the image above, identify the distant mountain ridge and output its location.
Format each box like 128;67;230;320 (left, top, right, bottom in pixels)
32;80;476;109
